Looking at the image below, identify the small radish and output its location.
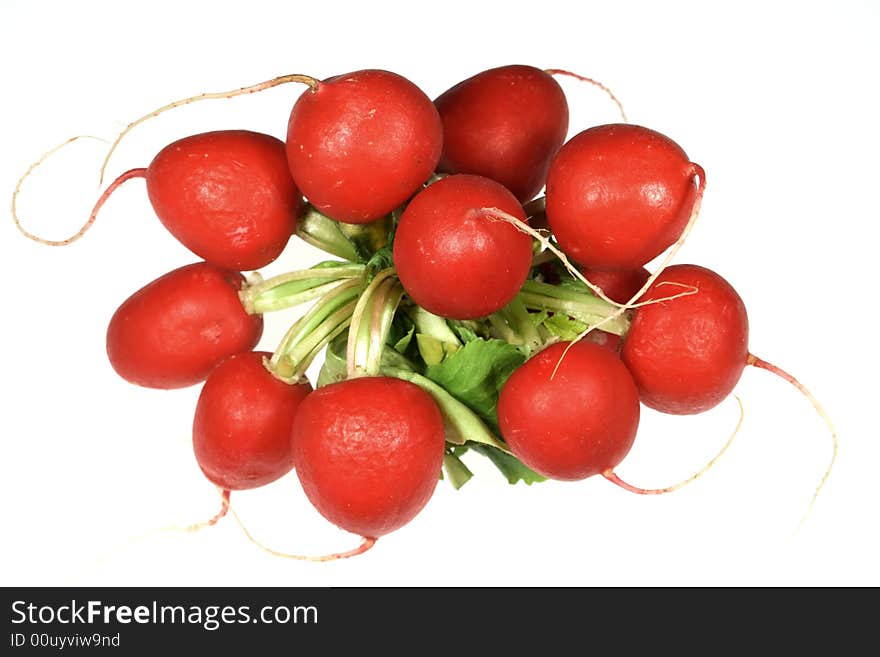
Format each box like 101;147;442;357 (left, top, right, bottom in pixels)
434;64;569;203
286;69;443;224
545;124;705;270
106;262;263;389
392;174;533;320
498;340;640;480
620;264;748;415
193;351;312;490
291;376;445;538
76;131;302;271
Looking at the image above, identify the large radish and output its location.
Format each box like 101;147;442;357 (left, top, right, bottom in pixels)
292;376;445;538
434;64;569;203
545;123;705;270
286;69;443;224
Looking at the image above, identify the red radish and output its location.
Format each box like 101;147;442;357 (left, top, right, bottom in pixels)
619;264;837;508
545;124;705;270
146;131;302;270
434;64;569;203
392;174;533;320
292;376;445;538
620;264;749;414
498;340;640;480
88;131;302;271
193;351;312;491
286;69;443;224
106;262;263;389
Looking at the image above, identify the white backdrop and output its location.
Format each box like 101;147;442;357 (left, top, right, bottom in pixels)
1;0;877;586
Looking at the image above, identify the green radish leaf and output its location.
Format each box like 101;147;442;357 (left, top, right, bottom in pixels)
468;443;546;485
542;314;588;341
387;312;416;355
416;334;449;366
393;325;415;354
424;338;526;427
381;366;507;451
364;245;395;280
528;309;550;326
447;320;485;343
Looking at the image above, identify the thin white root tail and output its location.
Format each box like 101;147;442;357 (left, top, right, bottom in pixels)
603;395;745;495
747;353;838;531
228;503;376;562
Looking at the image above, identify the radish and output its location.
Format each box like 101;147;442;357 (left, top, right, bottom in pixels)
434;64;569;203
545;123;705;270
291;376;446;538
286;69;443;224
392;174;533;320
619;263;837;508
497;340;640;480
144;131;302;270
193;351;312;491
106;262;263;389
30;131;303;271
620;264;748;415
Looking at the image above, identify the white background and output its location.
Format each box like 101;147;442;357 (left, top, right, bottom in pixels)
1;0;877;586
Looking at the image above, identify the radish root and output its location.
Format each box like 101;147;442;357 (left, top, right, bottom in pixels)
174;488;231;532
21;167;147;246
11;134;111;245
228;503;377;562
747;352;838;526
99;73;320;185
602;395;744;495
544;68;628;122
13;74;320;247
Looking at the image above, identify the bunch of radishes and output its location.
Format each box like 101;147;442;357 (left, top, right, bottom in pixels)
14;65;835;558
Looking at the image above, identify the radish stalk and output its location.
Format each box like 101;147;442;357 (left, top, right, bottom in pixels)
241;262;366;314
269;277;364;381
342;269;405;379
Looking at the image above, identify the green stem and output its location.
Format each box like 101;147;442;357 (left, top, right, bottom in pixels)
520;279;611;306
366;279;405;376
287;308;355;382
295;205;361;261
487;313;518;344
518;280;631;336
269;277;363;380
346;268;399;378
443;451;474;490
295;204;394;262
338;215;394;258
241;262;365;314
406;306;461;346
